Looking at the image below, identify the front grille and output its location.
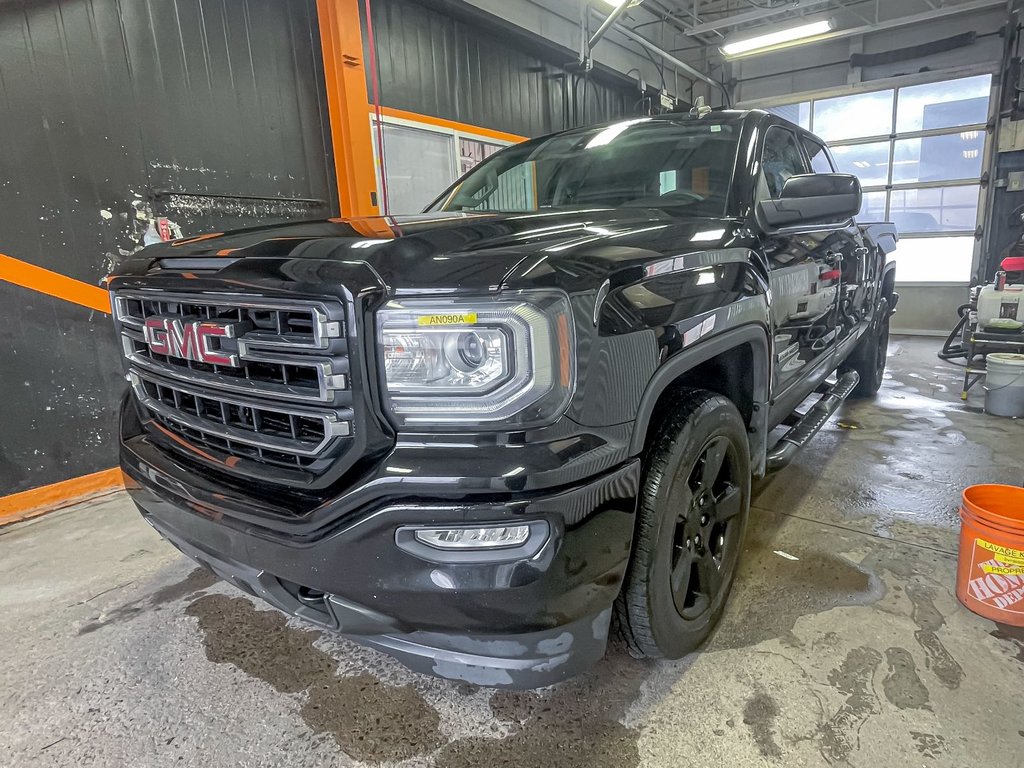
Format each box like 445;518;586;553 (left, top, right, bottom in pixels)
130;370;351;469
114;294;348;404
114;290;353;475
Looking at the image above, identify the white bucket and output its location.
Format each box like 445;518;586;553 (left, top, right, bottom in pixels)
985;353;1024;418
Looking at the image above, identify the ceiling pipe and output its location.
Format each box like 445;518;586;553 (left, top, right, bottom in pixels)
588;1;634;50
686;0;834;35
587;9;729;101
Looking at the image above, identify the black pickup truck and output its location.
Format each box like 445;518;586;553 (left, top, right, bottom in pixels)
109;110;898;688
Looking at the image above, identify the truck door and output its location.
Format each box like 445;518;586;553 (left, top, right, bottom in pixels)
757;125;844;397
801;134;874;348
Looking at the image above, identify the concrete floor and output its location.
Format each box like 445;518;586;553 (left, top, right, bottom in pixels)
1;336;1022;768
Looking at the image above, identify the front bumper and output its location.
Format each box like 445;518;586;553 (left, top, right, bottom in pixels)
123;439;640;688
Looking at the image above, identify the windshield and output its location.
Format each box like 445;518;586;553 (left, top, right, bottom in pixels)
429;118;739;217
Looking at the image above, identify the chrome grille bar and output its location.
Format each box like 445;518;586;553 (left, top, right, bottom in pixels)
113;291;342;350
113;290;348;404
129;370;351;457
120;331;349;405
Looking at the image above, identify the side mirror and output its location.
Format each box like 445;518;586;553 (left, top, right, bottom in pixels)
757;173;862;230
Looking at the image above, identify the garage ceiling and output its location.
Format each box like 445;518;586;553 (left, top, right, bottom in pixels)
611;0;1007;52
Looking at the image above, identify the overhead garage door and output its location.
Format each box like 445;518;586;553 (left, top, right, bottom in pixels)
766;74;993;284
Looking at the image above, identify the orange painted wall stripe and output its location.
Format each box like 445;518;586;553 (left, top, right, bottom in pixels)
0;257;116;522
0;253;110;314
0;468;124;526
376;106;527;145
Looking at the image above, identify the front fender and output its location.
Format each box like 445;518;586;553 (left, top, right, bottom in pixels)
565;251;770;431
627;321;772;463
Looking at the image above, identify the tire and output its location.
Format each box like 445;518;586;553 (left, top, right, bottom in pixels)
616;389;751;659
842;312;890;397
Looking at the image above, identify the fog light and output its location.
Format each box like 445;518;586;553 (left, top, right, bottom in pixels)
414;525;531;550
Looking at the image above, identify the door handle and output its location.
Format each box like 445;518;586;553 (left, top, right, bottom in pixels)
811;328;839;351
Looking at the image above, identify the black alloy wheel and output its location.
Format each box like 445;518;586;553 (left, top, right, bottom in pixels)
669;435;744;621
616;389;751;659
843;311;890;397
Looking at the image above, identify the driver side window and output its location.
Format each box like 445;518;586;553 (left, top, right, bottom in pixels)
759;127;809;200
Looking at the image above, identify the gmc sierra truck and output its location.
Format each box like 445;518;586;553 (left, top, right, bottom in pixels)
109;110;898;688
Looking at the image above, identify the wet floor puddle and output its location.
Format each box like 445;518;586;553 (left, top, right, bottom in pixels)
709;541;885;653
184;584;652;767
125;518;1014;767
185;593;445;763
178;551;934;768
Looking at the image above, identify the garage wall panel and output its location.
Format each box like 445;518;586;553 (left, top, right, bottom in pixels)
0;283;124;494
0;0;335;495
367;0;635;138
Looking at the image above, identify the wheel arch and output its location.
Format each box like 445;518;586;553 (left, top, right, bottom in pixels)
881;260;897;300
628;324;772;474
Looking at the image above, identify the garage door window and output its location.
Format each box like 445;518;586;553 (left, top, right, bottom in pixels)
830;142;890;188
888;185;981;233
766;73;992;283
812;90;895;143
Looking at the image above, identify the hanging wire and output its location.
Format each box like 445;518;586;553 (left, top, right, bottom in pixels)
582;72;590;125
364;0;390;215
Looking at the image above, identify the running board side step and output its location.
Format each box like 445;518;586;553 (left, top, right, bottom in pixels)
765;370;860;473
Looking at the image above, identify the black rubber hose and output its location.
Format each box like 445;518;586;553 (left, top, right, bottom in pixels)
937;303;974;362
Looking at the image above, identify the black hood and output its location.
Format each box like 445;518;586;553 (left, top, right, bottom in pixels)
120;210;740;293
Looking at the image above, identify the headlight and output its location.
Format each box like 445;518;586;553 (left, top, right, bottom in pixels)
377;292;575;428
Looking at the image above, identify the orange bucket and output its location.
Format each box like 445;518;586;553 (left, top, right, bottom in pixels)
957;484;1024;627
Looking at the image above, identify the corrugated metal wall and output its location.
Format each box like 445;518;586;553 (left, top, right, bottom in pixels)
0;0;335;494
368;0;637;137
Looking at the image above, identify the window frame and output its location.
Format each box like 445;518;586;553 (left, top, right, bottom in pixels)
369;113;515;213
802;135;836;174
759;124;812;200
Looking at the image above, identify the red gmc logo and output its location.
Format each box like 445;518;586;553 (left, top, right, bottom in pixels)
143;317;240;366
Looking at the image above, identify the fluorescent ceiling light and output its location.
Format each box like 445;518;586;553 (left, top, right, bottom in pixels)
721;20;833;57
